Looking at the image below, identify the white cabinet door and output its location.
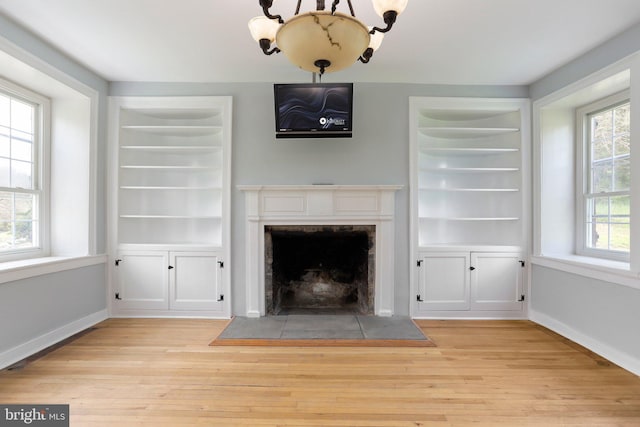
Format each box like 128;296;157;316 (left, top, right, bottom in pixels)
418;252;470;311
115;251;169;310
169;252;225;312
470;252;523;311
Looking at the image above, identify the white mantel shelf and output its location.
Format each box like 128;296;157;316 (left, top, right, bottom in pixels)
239;185;402;317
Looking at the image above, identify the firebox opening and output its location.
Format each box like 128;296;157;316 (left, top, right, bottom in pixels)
265;225;375;315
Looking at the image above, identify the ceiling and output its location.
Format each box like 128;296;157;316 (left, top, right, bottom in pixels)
1;0;640;85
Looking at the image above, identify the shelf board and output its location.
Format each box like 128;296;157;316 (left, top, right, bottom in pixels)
123;108;221;120
121;125;222;135
420;216;520;221
120;165;215;170
419;187;519;192
418;109;518;121
418;127;519;138
420;147;519;154
120;145;221;152
421;167;520;173
120;186;222;190
120;215;222;219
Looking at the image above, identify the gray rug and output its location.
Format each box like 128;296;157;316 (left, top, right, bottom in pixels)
214;315;431;344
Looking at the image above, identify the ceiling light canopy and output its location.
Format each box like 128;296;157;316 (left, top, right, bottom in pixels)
248;0;408;75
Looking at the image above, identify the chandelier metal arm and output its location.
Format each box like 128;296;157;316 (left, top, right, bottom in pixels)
370;10;398;34
358;47;374;64
259;39;281;55
330;0;356;16
259;0;284;23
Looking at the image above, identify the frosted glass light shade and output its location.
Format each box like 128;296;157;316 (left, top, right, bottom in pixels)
368;27;385;50
248;16;280;42
372;0;408;17
276;12;370;73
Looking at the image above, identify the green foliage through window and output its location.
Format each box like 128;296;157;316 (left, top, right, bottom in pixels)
586;101;630;253
0;91;38;252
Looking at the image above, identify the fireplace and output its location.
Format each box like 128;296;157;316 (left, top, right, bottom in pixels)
265;225;375;315
239;185;401;317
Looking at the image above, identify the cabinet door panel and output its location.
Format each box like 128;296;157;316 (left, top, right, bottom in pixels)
470;252;522;311
169;252;223;311
116;251;169;310
418;252;470;311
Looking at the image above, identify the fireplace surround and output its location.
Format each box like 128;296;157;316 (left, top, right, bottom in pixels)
239;185;401;317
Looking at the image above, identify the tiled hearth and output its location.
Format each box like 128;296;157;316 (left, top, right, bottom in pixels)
239;185;401;317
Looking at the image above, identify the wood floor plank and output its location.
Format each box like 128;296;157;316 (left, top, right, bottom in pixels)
1;318;639;426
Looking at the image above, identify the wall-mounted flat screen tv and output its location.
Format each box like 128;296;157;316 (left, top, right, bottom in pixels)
274;83;353;138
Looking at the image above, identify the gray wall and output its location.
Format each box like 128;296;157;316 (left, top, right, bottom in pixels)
0;265;107;352
529;21;640;372
531;266;640;360
110;82;527;315
0;15;108;359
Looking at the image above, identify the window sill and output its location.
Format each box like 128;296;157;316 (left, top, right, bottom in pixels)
0;254;107;285
531;254;639;291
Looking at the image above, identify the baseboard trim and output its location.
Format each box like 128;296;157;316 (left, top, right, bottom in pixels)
530;309;640;377
0;309;108;370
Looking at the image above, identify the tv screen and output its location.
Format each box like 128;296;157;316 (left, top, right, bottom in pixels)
274;83;353;138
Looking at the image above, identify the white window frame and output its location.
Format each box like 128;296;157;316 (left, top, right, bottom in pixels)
576;90;630;262
0;77;50;262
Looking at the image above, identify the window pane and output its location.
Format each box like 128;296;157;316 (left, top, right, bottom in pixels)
585;195;629;252
610;195;630;221
591;222;609;249
610;223;630;252
613;157;630;191
11;160;32;189
14;220;33;248
591;160;612;192
10;99;33;133
0;192;12;222
11;138;32;162
0;221;12;249
592;197;609;220
0;126;9;158
0;191;14;250
614;103;630;134
615;134;630;156
0;158;9;187
591;110;613;142
592;137;612;161
15;193;34;220
0;192;37;250
0;95;9;127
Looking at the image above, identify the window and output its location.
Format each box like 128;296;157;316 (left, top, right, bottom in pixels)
0;79;48;260
577;91;630;261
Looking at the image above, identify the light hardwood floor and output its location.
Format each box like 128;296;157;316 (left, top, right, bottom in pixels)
1;318;639;426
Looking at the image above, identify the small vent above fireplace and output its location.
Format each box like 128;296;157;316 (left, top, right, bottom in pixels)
265;225;375;315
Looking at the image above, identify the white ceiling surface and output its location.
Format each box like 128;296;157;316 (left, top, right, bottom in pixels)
1;0;640;85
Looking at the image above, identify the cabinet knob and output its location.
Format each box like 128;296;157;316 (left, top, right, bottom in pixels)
470;266;476;271
168;265;174;270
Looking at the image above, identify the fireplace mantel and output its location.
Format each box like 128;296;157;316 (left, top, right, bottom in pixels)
238;185;402;317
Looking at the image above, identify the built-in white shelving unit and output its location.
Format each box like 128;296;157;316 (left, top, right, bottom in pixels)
109;96;232;318
410;97;530;319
